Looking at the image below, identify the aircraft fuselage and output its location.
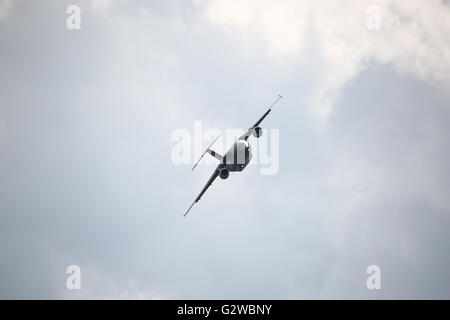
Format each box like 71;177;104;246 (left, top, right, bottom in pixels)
222;139;252;172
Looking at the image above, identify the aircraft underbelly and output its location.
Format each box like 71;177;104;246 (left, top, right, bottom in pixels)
224;142;251;172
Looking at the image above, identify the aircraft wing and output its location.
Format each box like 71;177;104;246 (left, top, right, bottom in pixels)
239;95;283;141
184;166;220;217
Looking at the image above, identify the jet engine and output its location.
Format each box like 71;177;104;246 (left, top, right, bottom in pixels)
252;126;263;138
219;168;229;179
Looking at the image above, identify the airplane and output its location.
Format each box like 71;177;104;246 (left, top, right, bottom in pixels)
184;95;283;217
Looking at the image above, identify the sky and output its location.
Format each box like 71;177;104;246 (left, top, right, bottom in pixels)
1;0;450;299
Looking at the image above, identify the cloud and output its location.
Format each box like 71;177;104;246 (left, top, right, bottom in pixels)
1;0;450;299
201;0;450;118
205;0;309;57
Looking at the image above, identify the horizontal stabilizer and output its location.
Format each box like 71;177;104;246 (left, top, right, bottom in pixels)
192;134;221;171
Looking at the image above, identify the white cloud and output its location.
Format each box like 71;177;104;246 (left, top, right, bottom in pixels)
201;0;450;118
205;0;309;57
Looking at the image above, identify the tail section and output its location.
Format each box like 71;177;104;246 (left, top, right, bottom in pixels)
192;135;222;171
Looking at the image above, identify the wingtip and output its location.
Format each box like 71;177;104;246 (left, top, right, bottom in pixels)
184;202;195;217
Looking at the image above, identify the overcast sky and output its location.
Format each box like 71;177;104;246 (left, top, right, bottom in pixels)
1;0;450;299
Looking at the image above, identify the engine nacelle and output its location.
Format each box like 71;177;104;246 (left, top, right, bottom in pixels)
252;126;263;138
219;168;229;179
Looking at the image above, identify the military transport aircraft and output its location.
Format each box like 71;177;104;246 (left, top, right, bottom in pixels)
184;95;283;216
